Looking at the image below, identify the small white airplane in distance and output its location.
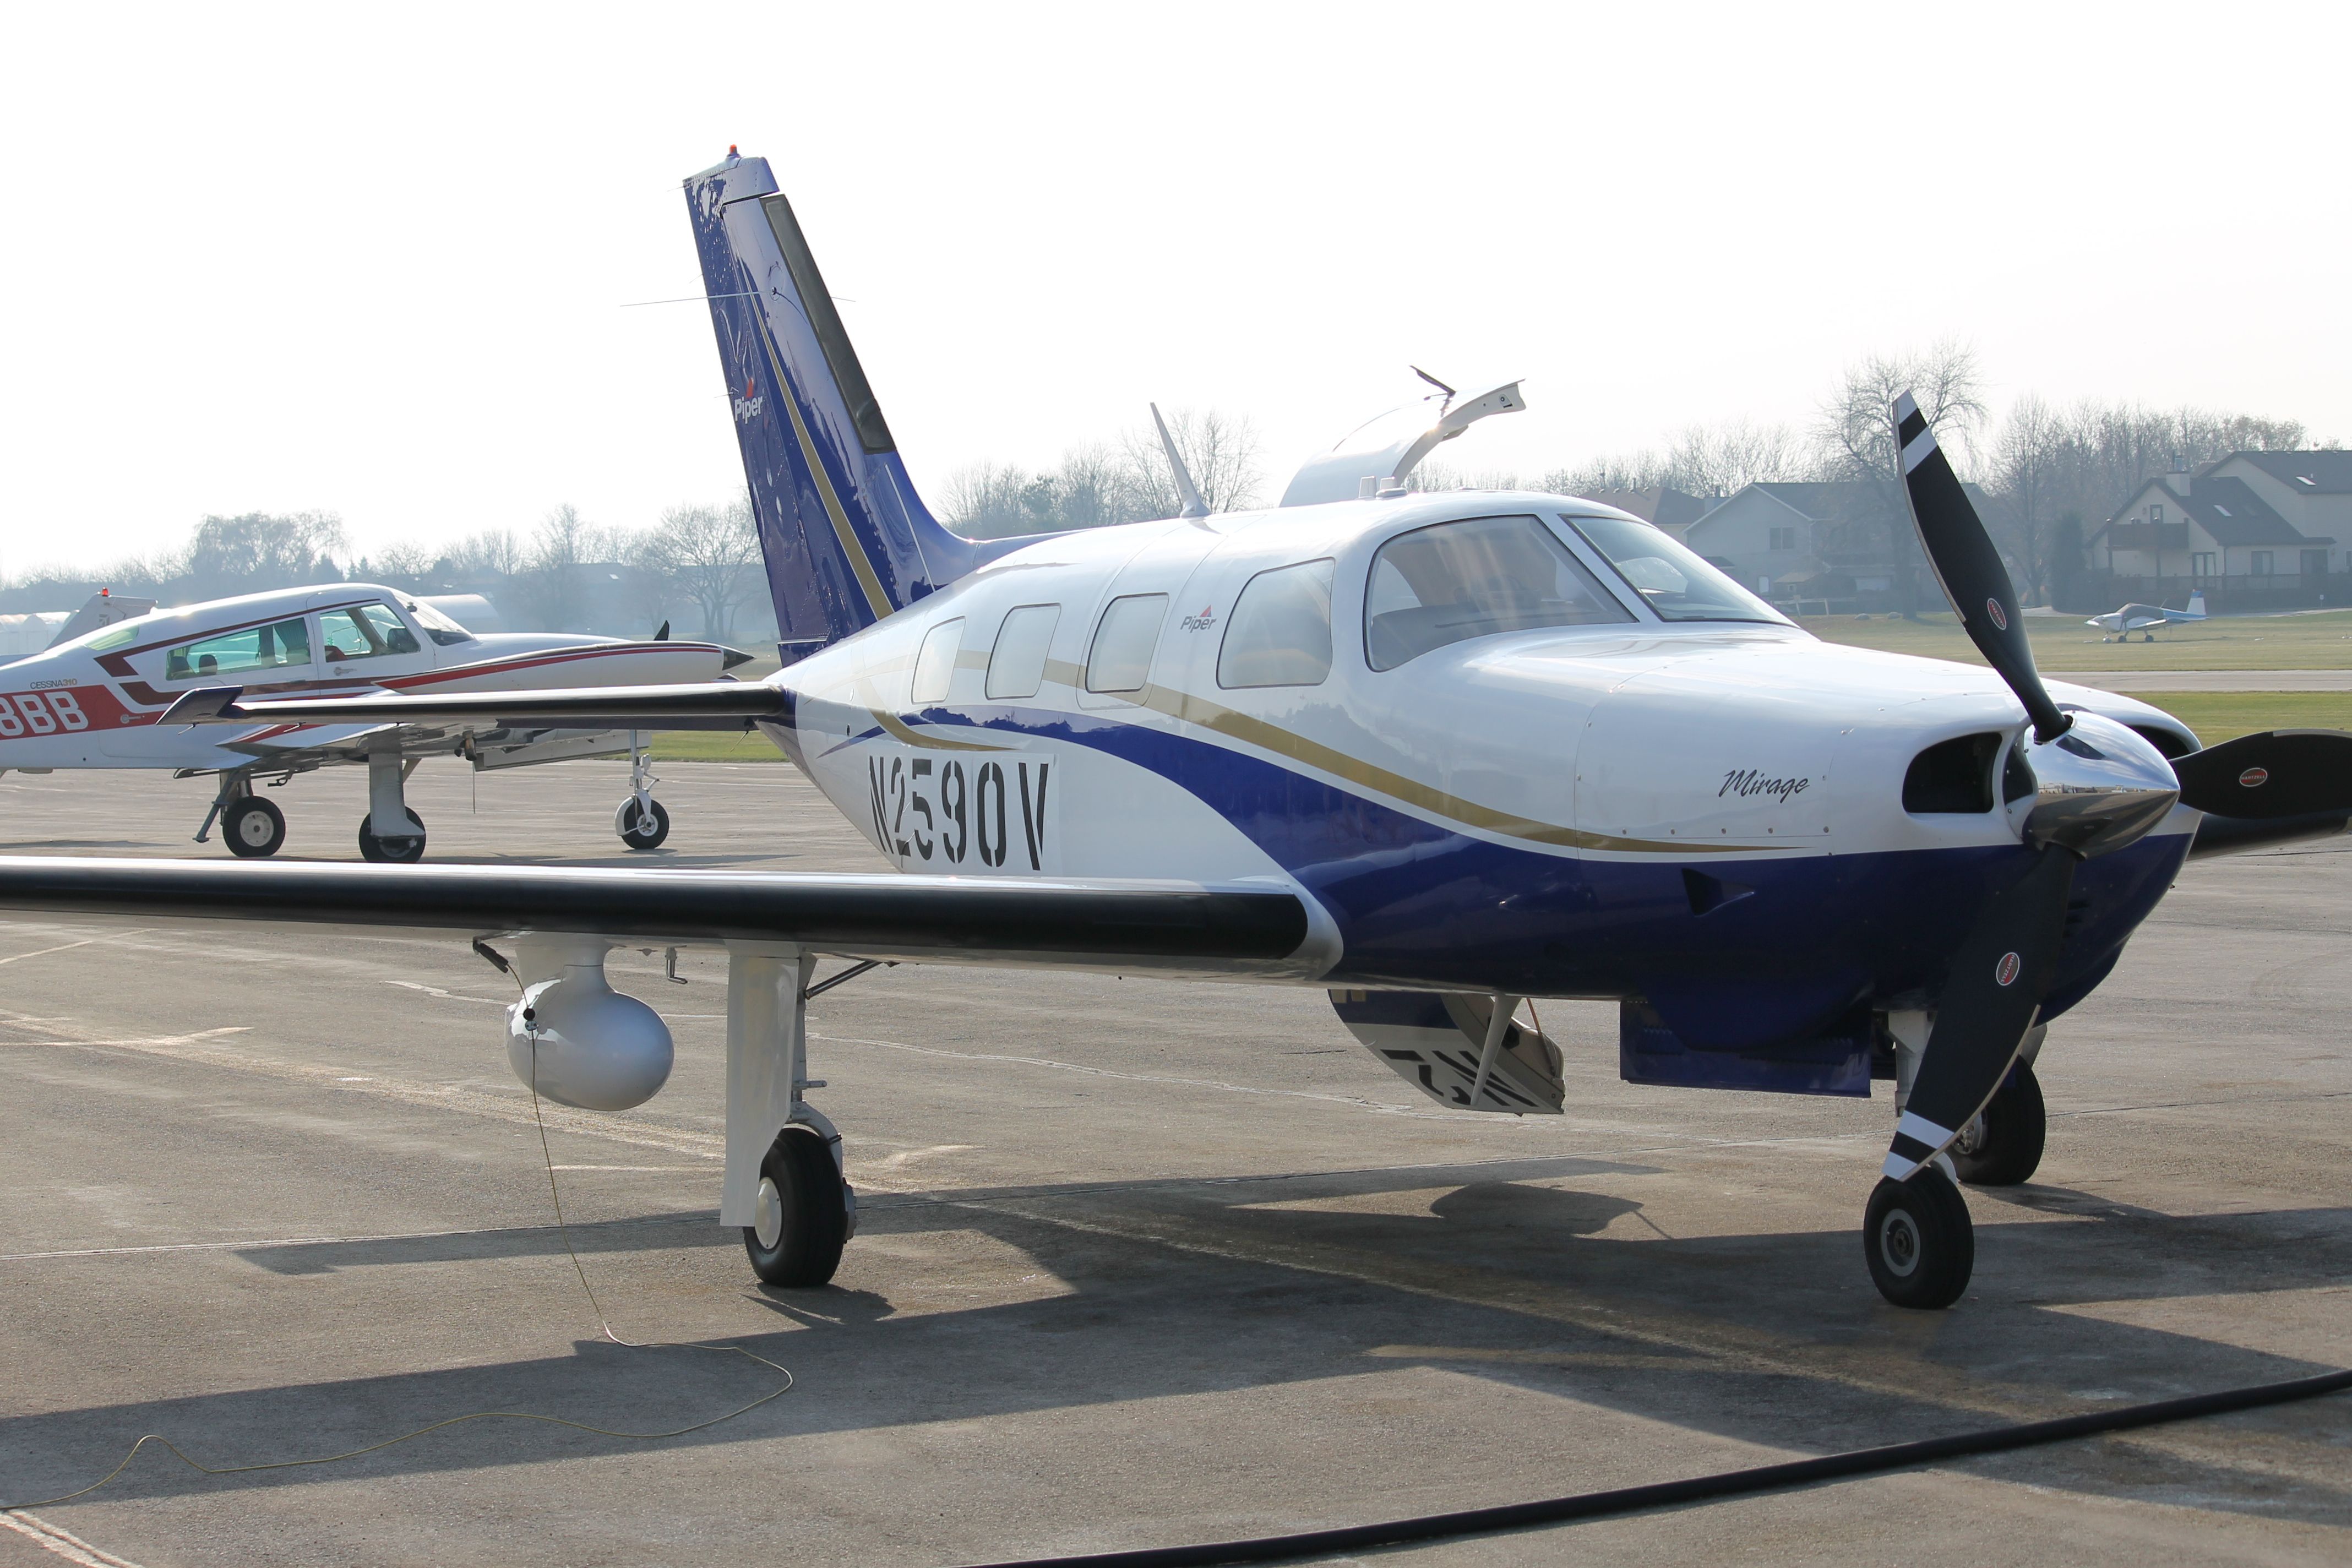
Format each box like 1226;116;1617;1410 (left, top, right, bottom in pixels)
2087;590;2207;642
0;583;752;859
4;149;2350;1313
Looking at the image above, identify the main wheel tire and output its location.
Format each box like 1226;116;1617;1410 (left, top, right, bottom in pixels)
615;796;671;851
742;1125;850;1287
1864;1166;1974;1310
1952;1063;2047;1187
357;807;426;863
222;796;286;858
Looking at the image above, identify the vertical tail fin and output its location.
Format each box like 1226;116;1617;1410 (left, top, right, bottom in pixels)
684;153;978;657
2186;589;2207;619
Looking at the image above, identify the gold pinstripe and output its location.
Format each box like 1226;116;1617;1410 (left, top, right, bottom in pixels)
755;319;894;622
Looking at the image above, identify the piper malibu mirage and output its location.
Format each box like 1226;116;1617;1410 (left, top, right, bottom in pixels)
5;150;2350;1311
0;585;753;858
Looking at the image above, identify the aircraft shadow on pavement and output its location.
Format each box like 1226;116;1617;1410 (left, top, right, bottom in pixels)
5;1159;2348;1524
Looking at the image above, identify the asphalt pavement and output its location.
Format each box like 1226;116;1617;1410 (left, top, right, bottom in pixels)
0;760;2346;1566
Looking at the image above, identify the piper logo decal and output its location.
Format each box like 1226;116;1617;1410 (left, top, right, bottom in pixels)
1180;605;1217;633
1985;598;2008;631
1994;951;2021;987
2238;766;2269;789
732;377;764;424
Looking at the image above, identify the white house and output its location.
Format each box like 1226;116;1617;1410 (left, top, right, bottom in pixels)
2089;470;2333;583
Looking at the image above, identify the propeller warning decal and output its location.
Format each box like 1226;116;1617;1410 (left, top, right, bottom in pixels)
1985;598;2008;632
2239;767;2269;788
1994;951;2021;987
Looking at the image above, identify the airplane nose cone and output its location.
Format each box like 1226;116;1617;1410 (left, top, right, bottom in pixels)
2015;710;2180;858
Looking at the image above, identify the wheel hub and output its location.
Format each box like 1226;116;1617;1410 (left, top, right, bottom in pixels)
1878;1208;1921;1277
753;1175;783;1249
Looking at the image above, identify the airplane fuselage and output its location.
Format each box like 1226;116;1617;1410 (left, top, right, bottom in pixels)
763;493;2195;1050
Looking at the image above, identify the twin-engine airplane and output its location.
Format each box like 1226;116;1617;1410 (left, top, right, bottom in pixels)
0;584;752;858
6;150;2351;1310
2088;590;2208;642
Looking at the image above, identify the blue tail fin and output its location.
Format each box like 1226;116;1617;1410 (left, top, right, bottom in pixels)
685;153;981;657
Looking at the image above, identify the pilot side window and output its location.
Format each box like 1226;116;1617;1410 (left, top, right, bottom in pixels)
1085;594;1169;694
1217;560;1334;689
1364;515;1632;672
165;618;313;680
910;617;965;705
986;605;1060;700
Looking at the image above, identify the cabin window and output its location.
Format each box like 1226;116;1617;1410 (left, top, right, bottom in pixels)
1218;560;1334;689
987;605;1060;700
911;617;964;705
1085;594;1168;693
165;617;313;680
1561;513;1789;625
1364;515;1632;672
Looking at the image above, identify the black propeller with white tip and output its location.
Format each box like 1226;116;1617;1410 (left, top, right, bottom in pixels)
1893;391;2070;744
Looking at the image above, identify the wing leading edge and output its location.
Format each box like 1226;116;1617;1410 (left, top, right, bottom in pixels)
0;857;1315;974
160;683;790;732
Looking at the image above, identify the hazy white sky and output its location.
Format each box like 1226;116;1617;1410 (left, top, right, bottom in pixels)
2;1;2345;571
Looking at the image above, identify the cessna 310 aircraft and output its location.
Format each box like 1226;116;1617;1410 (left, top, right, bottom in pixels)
4;149;2350;1311
0;584;752;858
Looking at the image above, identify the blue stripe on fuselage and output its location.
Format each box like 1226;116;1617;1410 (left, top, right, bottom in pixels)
836;701;2188;1045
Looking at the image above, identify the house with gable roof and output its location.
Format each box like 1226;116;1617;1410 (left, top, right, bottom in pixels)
2086;462;2337;608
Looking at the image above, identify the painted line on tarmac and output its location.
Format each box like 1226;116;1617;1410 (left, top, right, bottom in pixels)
0;1510;144;1568
0;1213;716;1265
0;1008;727;1162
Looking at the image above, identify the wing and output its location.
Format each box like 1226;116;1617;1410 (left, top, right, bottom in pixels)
160;682;788;733
0;857;1319;976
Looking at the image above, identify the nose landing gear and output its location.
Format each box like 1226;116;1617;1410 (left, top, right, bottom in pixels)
1864;1164;1974;1310
615;734;671;851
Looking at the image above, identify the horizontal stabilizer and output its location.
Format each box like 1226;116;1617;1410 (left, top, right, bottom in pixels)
160;682;792;733
0;858;1312;972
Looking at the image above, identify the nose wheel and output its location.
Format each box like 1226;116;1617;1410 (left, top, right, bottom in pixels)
1864;1165;1974;1309
742;1124;852;1287
222;796;286;858
615;796;671;850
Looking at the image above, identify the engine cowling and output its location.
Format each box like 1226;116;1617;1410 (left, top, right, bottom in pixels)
505;963;673;1111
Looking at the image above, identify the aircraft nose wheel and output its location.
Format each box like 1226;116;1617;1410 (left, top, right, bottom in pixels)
222;796;286;858
743;1124;851;1287
1864;1165;1974;1309
1951;1062;2047;1186
615;797;671;851
357;808;427;863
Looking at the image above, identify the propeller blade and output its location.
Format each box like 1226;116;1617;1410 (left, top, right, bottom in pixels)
1885;844;2077;1181
2171;729;2352;819
1893;393;2070;743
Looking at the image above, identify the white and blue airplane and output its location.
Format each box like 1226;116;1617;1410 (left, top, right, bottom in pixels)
2088;590;2208;642
4;150;2349;1311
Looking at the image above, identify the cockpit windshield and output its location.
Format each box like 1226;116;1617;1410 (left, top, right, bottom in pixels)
405;599;476;646
1364;514;1634;671
1559;513;1790;624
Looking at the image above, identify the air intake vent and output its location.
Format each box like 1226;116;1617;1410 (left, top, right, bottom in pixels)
1903;733;2001;814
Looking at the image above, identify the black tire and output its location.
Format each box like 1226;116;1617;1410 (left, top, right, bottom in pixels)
1952;1063;2047;1187
222;796;286;858
1864;1166;1974;1310
357;807;426;863
616;797;671;851
742;1125;849;1287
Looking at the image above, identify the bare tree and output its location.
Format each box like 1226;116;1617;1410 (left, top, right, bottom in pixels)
449;527;524;579
1812;341;1988;611
183;511;347;598
638;497;764;640
1539;418;1817;500
1118;406;1264;516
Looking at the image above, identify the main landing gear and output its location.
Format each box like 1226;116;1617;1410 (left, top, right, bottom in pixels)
358;754;426;862
615;734;671;851
1952;1062;2047;1187
744;1124;850;1285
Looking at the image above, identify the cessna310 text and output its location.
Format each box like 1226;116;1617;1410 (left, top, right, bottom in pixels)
5;149;2349;1310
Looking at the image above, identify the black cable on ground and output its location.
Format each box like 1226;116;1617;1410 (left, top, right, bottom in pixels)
962;1366;2352;1568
